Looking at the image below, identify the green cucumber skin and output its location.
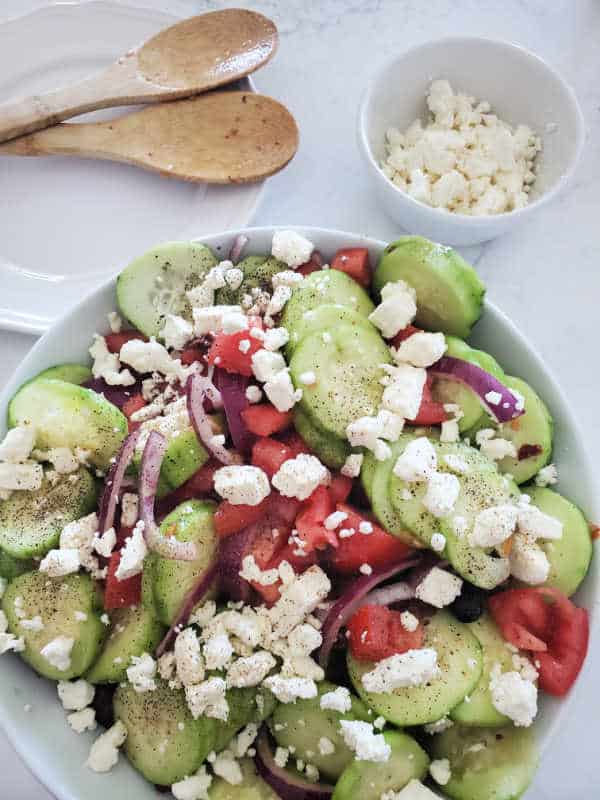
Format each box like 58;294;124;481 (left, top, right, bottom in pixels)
131;428;209;498
208;759;278;800
212;686;275;754
285;303;375;358
8;378;128;470
374;236;485;339
0;468;97;559
430;725;539;800
114;678;215;786
523;487;592;597
0;549;35;579
348;611;483;726
85;605;165;684
496;376;553;485
293;407;351;470
149;500;218;626
332;730;429;800
269;681;371;781
371;436;423;547
33;364;92;386
116;241;218;337
215;255;286;305
3;572;106;681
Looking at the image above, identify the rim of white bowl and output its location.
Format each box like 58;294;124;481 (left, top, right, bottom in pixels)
358;36;586;225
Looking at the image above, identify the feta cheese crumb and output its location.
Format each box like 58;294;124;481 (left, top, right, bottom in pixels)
263;675;318;703
489;663;538;726
430;532;446;552
319;736;335;755
339;720;391;762
0;425;35;463
263;327;290;351
268;566;331;638
361;649;440;693
39;548;80;577
324;510;348;531
422;472;460;517
272;454;330;501
213;750;243;785
518;505;563;540
0;461;43;492
429;758;452;786
40;636;74;672
341;453;363;478
415;567;463;608
368;281;417;339
226;651;276;688
509;534;550;585
175;628;205;687
245;385;263;404
274;746;290;768
535;464;559;487
89;335;135;387
171;766;212;800
186;677;229;721
393;332;446;368
423;717;453;735
393;437;437;482
320;686;352;713
126;653;157;693
107;311;122;333
86;720;127;773
68;707;97;734
381;363;426;420
58;679;95;711
469;504;518;548
214;465;270;506
298;370;317;386
400;611;419;632
264;369;301;412
115;520;147;581
271;230;314;268
161;314;193;351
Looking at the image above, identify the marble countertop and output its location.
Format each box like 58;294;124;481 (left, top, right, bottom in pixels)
0;1;598;797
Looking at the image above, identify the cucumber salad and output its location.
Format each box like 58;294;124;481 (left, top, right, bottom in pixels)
0;231;593;800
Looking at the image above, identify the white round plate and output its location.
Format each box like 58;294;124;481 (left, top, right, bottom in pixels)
0;1;265;335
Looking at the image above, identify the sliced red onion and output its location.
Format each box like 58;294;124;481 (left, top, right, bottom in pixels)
311;250;324;267
218;522;261;603
215;368;255;454
139;431;198;561
83;378;139;409
187;374;240;465
229;234;249;265
319;556;421;668
429;356;524;423
362;581;415;607
98;429;140;533
255;729;334;800
155;561;219;657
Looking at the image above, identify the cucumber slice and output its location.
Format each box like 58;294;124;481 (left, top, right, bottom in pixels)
348;611;483;726
35;363;92;385
373;236;485;339
132;427;209;498
215;255;286;306
0;549;34;579
208;758;278;800
293;407;351;469
281;270;374;335
147;500;217;626
290;323;391;439
8;379;128;470
371;436;422;547
114;678;215;786
429;725;539;800
269;681;371;781
450;614;514;727
496;376;553;484
116;241;218;337
85;605;165;684
0;468;97;559
2;571;106;681
523;487;592;596
213;686;276;754
431;337;506;432
332;730;429;800
360;452;377;502
285;303;375;357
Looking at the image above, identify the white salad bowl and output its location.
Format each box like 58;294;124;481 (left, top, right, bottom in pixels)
0;226;597;800
359;38;585;246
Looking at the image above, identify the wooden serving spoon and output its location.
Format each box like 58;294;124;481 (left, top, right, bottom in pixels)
0;9;278;144
0;92;299;183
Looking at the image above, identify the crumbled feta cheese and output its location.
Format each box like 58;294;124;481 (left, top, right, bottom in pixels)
361;649;440;693
535;464;559;487
245;385;263;404
393;437;437;482
120;337;187;383
0;425;35;463
440;418;460;443
518;505;563;540
225;267;244;290
263;327;290;351
429;758;451;786
509;534;550;585
274;746;290;767
346;416;383;452
320;686;352;713
479;435;517;461
40;636;74;672
489;663;538;727
265;285;293;320
212;750;243;785
423;717;453;735
18;615;44;632
115;521;147;581
415;567;462;608
272;453;330;501
107;311;122;333
239;554;279;586
86;721;127;773
226;651;276;688
263;675;318;703
92;527;117;558
161;314;193;351
251;349;287;384
359;521;373;535
222;311;249;335
0;461;43;492
324;510;348;531
368;281;417;339
171;766;212;800
400;611;420;632
422;472;460;517
186;283;215;310
120;492;139;527
126;652;157;693
443;454;469;474
469;504;518;548
299;370;317;386
175;628;205;687
341;453;363;478
381;363;426;420
393;332;446;368
58;679;95;711
39;548;80;577
185;677;229;721
339;720;391;762
68;707;97;734
272;230;314;268
485;390;503;406
269;566;331;638
386;780;441;800
430;532;447;552
264;369;301;412
214;465;270;507
89;335;135;386
319;736;335;756
272;270;305;288
359;563;373;575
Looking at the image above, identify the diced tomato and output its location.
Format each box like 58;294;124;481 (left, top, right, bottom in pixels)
180;346;207;366
280;430;312;457
105;331;146;354
329;474;353;504
329;503;413;574
214;496;271;538
489;587;590;696
115;525;134;549
207;317;263;376
253;541;318;605
331;247;371;288
104;551;142;610
407;375;447;426
121;393;147;432
347;604;424;662
390;324;422;349
251;437;293;479
163;460;220;508
295;485;337;551
241;404;293;437
296;251;323;277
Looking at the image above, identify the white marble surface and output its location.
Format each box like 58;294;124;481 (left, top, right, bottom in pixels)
0;0;599;797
